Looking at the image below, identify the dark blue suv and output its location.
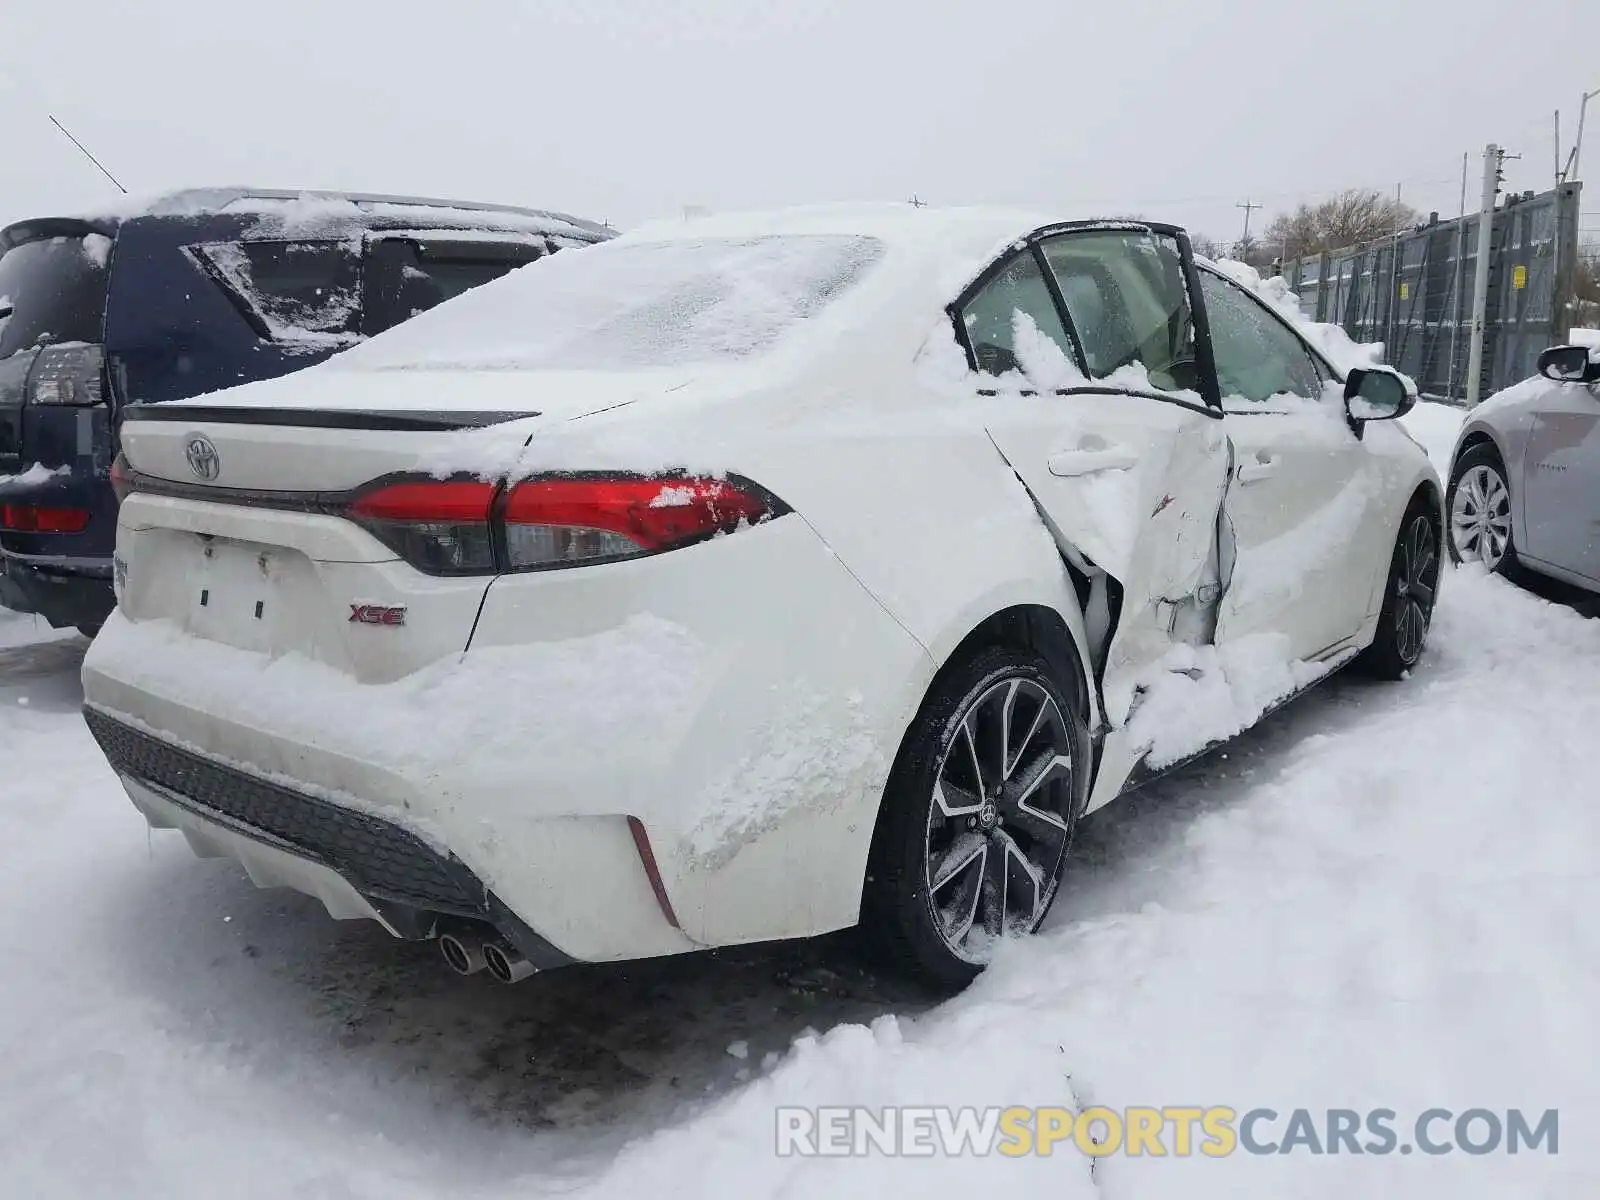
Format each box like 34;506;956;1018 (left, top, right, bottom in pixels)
0;187;611;633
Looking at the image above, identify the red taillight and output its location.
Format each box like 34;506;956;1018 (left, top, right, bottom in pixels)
0;504;92;533
340;474;785;575
502;475;779;569
348;480;497;523
347;479;498;575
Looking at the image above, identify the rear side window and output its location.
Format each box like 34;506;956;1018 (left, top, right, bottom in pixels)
957;252;1075;378
362;238;543;336
0;235;111;357
194;240;361;346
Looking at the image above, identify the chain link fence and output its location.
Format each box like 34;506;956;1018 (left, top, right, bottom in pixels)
1276;181;1584;404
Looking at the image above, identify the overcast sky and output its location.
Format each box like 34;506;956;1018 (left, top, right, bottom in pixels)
3;0;1598;242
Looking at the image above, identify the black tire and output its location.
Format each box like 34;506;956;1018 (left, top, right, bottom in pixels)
1445;442;1516;573
861;644;1091;992
1356;501;1441;680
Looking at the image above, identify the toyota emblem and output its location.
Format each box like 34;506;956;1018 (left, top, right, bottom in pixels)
185;434;220;482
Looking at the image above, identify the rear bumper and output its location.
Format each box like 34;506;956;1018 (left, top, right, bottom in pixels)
0;550;115;629
86;708;573;968
82;515;935;962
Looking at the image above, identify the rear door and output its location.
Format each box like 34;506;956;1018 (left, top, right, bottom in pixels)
0;225;112;472
1197;268;1385;660
971;227;1232;731
1519;382;1600;583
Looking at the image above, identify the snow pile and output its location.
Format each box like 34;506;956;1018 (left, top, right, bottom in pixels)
1117;634;1332;770
81;232;113;268
0;463;71;487
1011;309;1086;389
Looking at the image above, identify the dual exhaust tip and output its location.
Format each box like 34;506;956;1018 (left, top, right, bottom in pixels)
438;931;534;984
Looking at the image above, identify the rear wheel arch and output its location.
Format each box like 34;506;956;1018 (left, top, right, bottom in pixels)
935;604;1091;724
867;602;1095;894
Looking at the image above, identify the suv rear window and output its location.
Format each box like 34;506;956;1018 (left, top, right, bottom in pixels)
0;235;111;358
194;239;361;346
362;237;542;336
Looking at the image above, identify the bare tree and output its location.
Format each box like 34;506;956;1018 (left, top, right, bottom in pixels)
1572;240;1600;331
1262;189;1421;263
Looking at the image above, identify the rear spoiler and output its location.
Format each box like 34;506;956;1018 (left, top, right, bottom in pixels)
120;405;538;432
1;216;120;254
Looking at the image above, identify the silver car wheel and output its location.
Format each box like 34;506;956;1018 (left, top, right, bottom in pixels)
924;676;1074;965
1450;463;1511;568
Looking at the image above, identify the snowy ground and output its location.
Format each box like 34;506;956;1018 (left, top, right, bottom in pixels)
3;403;1597;1197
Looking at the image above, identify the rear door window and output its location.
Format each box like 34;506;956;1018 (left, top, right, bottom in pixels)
1038;230;1199;393
957;252;1076;378
0;235;111;358
362;237;544;336
193;239;361;346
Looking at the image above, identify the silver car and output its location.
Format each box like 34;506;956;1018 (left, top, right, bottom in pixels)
1447;344;1600;589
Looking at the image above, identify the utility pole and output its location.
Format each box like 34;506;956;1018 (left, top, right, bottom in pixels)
1555;110;1563;188
1466;144;1505;407
1446;152;1468;401
1235;199;1262;251
1389;183;1404;354
1563;87;1598;182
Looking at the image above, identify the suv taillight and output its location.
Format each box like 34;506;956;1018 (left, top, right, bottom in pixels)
343;474;785;575
0;503;91;533
29;344;105;406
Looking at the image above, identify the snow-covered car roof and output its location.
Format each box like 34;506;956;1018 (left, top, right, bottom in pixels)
2;187;612;251
625;202;1049;252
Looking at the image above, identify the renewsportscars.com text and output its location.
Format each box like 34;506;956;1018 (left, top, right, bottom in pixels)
775;1106;1559;1158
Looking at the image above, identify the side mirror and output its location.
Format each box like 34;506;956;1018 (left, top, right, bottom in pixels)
1537;345;1599;384
1344;365;1414;422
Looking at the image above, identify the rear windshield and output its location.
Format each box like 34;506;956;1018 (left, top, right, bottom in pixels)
336;234;886;371
194;239;361;346
0;235;111;358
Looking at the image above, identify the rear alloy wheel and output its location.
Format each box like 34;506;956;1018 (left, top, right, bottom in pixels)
1447;447;1514;571
1358;506;1440;679
863;647;1089;991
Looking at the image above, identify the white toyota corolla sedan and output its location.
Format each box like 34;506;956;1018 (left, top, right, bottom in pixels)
83;207;1442;990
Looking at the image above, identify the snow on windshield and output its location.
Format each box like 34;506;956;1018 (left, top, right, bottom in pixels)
335;234;887;372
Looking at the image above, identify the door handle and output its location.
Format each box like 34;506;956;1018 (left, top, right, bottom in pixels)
1236;455;1278;484
1047;447;1138;477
